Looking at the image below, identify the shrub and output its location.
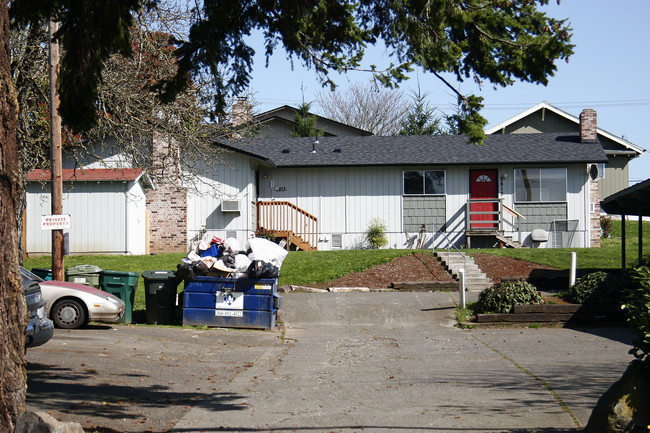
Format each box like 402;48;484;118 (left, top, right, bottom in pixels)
255;227;276;242
600;215;613;238
568;271;624;304
475;280;543;314
365;218;388;249
636;254;650;268
624;266;650;363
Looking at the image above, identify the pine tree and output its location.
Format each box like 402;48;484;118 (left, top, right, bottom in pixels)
398;89;444;136
291;101;319;138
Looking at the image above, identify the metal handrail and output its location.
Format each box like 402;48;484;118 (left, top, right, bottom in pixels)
430;221;467;270
430;220;468;307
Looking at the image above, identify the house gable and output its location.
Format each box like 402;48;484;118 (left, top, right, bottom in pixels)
252;105;373;138
486;101;644;155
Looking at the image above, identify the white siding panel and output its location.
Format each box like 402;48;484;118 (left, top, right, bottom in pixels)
186;152;256;247
442;166;469;248
26;181;130;253
566;165;589;247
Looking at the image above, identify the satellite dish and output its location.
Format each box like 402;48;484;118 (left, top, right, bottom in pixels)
588;163;599;181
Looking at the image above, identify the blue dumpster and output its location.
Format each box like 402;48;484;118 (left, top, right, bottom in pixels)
183;277;280;329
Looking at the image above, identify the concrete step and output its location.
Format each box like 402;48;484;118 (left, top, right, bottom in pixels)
434;251;493;292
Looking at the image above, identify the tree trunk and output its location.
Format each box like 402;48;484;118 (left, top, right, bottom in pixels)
0;0;28;431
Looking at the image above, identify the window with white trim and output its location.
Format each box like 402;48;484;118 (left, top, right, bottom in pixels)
515;168;567;202
403;170;445;195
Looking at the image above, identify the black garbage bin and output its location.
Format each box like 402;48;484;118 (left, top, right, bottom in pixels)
142;270;178;325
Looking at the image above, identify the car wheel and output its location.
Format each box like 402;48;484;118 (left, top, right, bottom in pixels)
52;299;86;329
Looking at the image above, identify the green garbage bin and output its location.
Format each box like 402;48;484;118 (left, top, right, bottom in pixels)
100;270;139;324
142;270;178;325
66;264;102;288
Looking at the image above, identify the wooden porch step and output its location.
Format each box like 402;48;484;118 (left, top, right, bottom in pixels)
272;231;317;251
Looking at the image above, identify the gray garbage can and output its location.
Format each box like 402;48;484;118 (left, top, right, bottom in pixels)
65;264;102;288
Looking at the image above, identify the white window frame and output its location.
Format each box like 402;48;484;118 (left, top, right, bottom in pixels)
514;167;567;203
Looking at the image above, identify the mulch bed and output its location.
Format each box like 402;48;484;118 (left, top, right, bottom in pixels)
313;252;560;290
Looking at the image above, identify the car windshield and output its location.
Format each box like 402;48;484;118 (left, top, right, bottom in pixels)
20;267;44;283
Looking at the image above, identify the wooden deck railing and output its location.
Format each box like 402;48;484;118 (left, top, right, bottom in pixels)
466;199;525;242
256;201;319;250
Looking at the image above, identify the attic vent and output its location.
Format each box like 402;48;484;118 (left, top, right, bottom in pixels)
221;200;240;212
331;234;342;249
333;148;342;153
282;148;291;153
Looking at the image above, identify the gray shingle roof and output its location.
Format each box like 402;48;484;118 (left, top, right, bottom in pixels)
215;133;608;168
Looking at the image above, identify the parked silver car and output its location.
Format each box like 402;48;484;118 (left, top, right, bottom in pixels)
21;268;125;329
23;276;54;348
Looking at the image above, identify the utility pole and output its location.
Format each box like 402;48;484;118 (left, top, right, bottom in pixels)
49;18;64;280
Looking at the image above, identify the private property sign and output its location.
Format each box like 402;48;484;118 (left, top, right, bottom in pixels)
41;214;71;230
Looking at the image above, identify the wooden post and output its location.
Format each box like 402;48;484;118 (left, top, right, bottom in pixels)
49;19;64;280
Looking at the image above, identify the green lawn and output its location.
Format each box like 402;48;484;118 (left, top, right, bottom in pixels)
466;219;648;271
22;220;647;316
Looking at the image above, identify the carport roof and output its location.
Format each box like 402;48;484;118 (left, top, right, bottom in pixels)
601;178;650;216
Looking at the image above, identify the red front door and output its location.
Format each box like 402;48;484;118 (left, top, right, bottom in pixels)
470;170;498;229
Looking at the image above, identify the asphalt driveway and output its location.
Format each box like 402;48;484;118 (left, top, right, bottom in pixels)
26;291;635;432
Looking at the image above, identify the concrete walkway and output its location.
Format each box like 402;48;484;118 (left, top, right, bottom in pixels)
172;292;634;433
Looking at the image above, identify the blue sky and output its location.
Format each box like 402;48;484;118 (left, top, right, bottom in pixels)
246;0;650;186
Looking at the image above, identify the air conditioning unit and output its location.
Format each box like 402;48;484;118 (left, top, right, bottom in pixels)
221;200;240;212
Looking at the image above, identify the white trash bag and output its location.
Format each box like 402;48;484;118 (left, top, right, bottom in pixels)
247;237;288;268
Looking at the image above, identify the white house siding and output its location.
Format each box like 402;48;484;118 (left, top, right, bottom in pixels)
26;180;147;254
439;166;469;248
186;152;256;248
258;166;403;250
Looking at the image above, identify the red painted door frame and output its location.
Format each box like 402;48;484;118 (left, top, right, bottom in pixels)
469;169;498;229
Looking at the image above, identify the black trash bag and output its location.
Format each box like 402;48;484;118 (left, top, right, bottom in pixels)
193;260;210;277
176;261;195;283
247;260;279;279
222;254;236;266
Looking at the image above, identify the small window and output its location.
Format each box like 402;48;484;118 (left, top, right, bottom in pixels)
515;168;567;202
403;170;445;195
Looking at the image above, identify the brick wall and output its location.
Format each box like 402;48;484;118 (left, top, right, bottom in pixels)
147;133;188;253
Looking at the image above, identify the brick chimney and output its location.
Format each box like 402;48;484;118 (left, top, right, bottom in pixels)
231;96;252;127
580;109;598;142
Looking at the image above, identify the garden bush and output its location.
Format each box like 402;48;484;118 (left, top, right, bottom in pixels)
567;271;625;304
600;215;613;238
475;280;543;314
624;266;650;363
365;218;388;249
